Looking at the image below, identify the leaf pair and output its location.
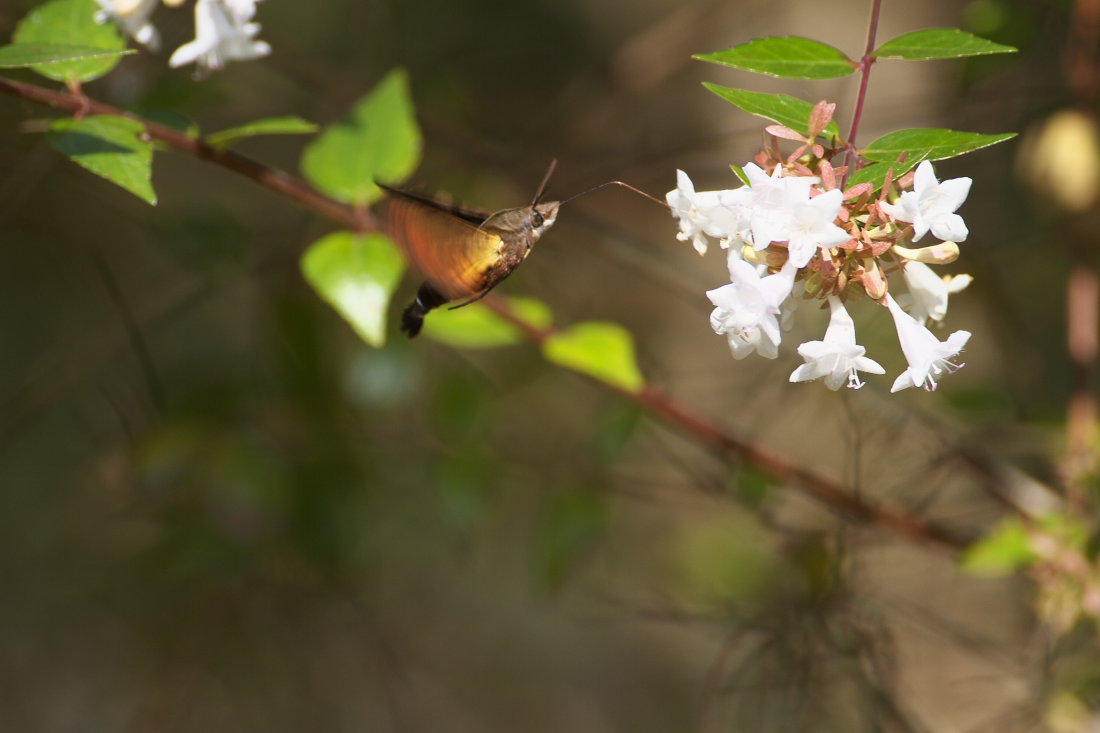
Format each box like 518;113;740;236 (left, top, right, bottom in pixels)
696;29;1018;191
696;29;1015;80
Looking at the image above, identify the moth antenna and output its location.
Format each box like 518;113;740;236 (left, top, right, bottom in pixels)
560;180;670;209
531;159;558;207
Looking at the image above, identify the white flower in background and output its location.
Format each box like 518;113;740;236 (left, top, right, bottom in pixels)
885;294;971;392
880;160;971;242
224;0;261;23
707;259;797;360
900;261;973;325
790;296;885;390
667;170;745;254
169;0;271;72
784;188;850;267
95;0;161;50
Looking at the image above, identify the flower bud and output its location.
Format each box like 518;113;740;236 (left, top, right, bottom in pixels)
858;259;888;300
893;241;960;265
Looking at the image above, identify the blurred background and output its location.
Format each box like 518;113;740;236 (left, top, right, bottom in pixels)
0;0;1086;730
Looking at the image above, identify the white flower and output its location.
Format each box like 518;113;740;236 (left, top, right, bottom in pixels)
95;0;161;50
667;170;746;254
707;259;797;360
666;170;718;254
900;261;973;325
717;185;754;249
169;0;271;72
224;0;260;23
880;160;971;242
742;164;818;251
667;165;836;259
790;296;885;390
785;188;850;267
660;169;730;253
885;294;971;392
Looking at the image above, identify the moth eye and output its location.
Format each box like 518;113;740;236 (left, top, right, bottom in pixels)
532;211;544;228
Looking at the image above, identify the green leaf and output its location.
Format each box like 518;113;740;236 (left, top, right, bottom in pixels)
861;128;1016;164
301;68;421;206
48;115;156;204
702;85;841;140
13;0;126;82
0;42;133;68
874;28;1017;60
959;518;1036;576
542;322;645;393
695;37;855;79
301;231;405;347
846;159;923;192
422;296;552;349
205;116;319;149
730;163;749;186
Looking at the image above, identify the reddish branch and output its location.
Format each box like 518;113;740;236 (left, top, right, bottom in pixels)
0;73;972;551
487;299;971;550
841;0;882;188
0;75;368;232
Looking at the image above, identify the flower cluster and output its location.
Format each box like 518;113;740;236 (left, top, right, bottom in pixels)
94;0;270;73
668;110;973;393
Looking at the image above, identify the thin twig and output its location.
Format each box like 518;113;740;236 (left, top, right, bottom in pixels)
0;75;369;232
841;0;883;188
483;297;972;551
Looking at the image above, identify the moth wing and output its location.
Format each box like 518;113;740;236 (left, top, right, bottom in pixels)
384;194;503;301
377;183;489;225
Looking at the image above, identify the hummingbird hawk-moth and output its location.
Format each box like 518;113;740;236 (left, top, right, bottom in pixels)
380;163;663;337
379;162;560;337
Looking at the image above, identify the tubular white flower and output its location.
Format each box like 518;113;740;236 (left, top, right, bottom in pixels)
880;160;971;243
169;0;271;72
790;296;885;389
717;186;754;249
785;188;850;267
707;259;797;360
885;294;971;392
94;0;161;50
743;164;817;251
666;170;709;254
900;261;973;325
666;170;745;254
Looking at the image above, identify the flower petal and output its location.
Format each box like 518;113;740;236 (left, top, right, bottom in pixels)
936;177;972;211
929;212;968;242
913;160;938;192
